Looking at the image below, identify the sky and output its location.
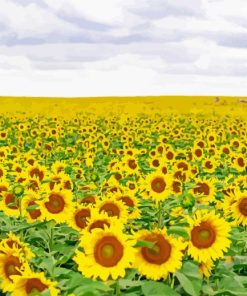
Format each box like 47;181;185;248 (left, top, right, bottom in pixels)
0;0;247;97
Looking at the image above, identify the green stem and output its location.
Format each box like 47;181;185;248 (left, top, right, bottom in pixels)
115;280;121;296
158;201;163;229
170;274;175;289
49;226;54;253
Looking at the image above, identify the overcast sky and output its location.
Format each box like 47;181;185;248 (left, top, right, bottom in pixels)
0;0;247;97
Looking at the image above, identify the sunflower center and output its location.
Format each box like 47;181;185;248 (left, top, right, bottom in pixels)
82;196;96;204
205;161;213;169
237;157;244;167
151;177;166;193
5;193;19;209
191;222;216;249
28;201;41;219
194;183;210;196
94;236;123;267
239;198;247;216
26;278;48;294
45;193;65;214
128;159;137;170
119;196;134;207
89;220;110;232
4;256;22;279
75;209;91;229
102;244;114;259
141;234;171;265
100;203;120;218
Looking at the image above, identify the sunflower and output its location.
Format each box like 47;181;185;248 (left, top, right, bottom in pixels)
0;232;34;260
142;171;173;202
85;209;122;233
187;210;231;263
133;229;186;280
96;197;128;222
74;225;134;281
39;187;73;224
11;271;59;296
202;158;218;174
226;189;247;226
0;166;7;180
191;177;216;204
68;205;92;232
0;245;30;293
0;178;9;197
121;155;139;174
0;191;21;217
231;153;246;172
199;260;214;278
22;191;42;223
116;192;141;220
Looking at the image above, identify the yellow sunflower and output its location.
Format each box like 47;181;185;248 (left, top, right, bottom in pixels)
187;210;231;263
68;205;92;232
199;260;214;278
133;229;186;280
0;245;30;293
85;208;124;233
142;171;173;202
96;197;128;222
226;189;247;226
22;191;42;223
39;187;73;224
11;271;59;296
0;232;34;261
74;225;135;281
0;191;21;217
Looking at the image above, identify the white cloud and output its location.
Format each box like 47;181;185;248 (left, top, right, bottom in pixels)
0;0;247;96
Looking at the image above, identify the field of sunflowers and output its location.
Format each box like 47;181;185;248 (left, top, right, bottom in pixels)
0;96;246;296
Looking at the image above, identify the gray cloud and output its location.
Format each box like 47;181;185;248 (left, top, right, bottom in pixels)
130;0;204;20
0;0;247;96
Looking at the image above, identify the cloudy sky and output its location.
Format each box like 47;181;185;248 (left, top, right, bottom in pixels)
0;0;247;97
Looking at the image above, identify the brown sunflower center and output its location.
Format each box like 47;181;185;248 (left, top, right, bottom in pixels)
194;183;210;195
119;196;134;207
205;161;213;169
151;177;166;193
26;278;48;294
4;256;22;279
82;196;96;204
237;157;244;167
152;159;160;167
128;159;137;170
141;234;171;265
94;236;123;267
75;208;91;229
5;193;19;209
99;203;120;218
45;193;65;214
29;168;44;181
28;201;41;219
89;220;110;232
191;222;216;249
239;197;247;216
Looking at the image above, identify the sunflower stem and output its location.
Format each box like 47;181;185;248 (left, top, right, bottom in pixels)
115;279;121;296
157;201;163;229
49;225;54;253
170;274;175;289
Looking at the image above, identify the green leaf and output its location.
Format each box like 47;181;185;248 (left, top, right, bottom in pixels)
26;204;39;212
180;261;202;280
167;226;189;240
134;240;156;249
176;271;201;296
142;281;179;296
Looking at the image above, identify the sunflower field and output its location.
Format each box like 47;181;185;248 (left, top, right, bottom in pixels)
0;97;246;296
